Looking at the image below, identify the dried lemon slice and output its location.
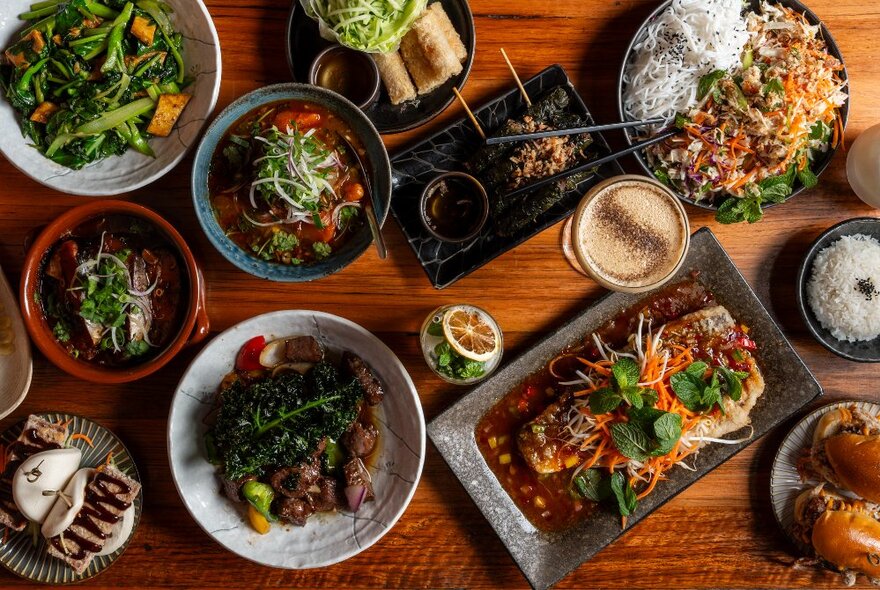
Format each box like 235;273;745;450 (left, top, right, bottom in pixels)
442;306;500;362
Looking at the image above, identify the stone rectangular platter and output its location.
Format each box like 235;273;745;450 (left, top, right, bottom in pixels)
427;227;823;589
390;65;624;289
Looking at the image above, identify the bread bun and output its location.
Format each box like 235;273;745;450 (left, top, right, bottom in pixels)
826;434;880;504
812;510;880;578
813;408;852;445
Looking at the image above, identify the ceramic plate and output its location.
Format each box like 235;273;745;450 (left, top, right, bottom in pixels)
428;227;823;589
0;413;142;584
769;399;880;552
796;217;880;362
168;310;425;568
190;83;392;282
0;0;222;196
286;0;475;135
390;64;624;289
617;0;848;211
0;266;31;419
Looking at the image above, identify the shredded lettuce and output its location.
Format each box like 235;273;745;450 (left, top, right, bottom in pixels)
300;0;428;53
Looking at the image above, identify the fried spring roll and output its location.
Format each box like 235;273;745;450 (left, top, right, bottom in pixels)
400;9;462;95
374;51;417;105
427;3;467;63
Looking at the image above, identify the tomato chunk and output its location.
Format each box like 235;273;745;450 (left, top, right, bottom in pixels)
272;110;321;132
236;335;266;371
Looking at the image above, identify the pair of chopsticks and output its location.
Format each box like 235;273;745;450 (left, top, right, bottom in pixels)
451;49;677;198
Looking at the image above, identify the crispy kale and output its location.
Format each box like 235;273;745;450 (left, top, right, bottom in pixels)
212;363;364;480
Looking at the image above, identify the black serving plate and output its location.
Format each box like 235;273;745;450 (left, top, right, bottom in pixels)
796;217;880;362
390;64;624;289
428;227;823;589
617;0;849;211
286;0;475;135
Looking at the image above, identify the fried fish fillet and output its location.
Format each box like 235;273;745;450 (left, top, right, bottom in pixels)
517;305;764;474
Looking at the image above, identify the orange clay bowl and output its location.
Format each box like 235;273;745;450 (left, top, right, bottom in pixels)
20;200;210;383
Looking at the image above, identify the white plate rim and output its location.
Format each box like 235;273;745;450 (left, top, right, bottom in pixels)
166;309;426;569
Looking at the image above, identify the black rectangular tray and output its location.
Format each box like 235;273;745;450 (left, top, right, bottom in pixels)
390;64;624;289
427;227;823;589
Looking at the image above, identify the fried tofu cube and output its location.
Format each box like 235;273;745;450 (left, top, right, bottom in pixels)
146;93;191;137
130;15;157;46
3;30;45;69
29;101;60;124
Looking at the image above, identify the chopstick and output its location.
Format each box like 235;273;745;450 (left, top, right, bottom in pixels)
500;48;531;107
452;86;485;141
498;129;678;201
484;117;668;145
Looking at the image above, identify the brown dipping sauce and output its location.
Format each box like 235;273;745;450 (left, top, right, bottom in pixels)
475;278;714;531
421;175;487;242
312;47;378;108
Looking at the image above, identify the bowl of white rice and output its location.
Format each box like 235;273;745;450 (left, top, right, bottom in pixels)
797;217;880;362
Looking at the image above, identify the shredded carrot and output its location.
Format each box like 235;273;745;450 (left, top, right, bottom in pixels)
96;451;114;472
70;433;94;447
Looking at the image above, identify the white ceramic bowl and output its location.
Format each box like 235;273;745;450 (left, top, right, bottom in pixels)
0;0;221;195
167;311;425;568
0;265;31;419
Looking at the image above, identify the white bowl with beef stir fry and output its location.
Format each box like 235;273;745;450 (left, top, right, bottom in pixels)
167;310;424;568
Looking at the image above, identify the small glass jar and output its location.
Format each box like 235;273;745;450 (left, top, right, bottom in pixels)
419;304;503;385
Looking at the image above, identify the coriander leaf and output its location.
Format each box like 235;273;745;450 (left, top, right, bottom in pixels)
674;114;690;129
810;121;831;141
797;166;818;189
653;168;671;186
52;321;71;343
573;469;611;502
611;358;641;389
610;422;650;461
762;77;785;96
610;471;638;517
312;241;332;260
698;70;727;100
125;338;150;357
621;386;644;409
670;372;703;411
715;366;743;402
589;387;623;415
685;361;708;379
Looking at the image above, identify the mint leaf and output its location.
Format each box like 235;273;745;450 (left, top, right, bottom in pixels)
573;469;611;502
641;390;659;407
670;372;703;411
715;366;743;402
698;70;726;100
761;182;791;204
627;406;665;432
685;361;708;379
426;320;444;337
715;197;744;224
654;167;671;186
611;358;640;389
610;422;650;461
621;386;644;409
702;372;723;413
589;387;622;415
610;472;638;517
797;166;818;189
810;121;831;141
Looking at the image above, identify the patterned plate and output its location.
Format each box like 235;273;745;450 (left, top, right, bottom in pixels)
0;413;142;584
769;399;880;551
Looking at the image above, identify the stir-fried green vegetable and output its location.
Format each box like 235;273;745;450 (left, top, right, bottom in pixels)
0;0;191;169
300;0;427;53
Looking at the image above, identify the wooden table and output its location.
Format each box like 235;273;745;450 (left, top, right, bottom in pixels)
1;0;878;587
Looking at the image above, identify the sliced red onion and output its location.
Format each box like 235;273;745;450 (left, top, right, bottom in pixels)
332;202;361;226
344;485;367;512
128;277;158;297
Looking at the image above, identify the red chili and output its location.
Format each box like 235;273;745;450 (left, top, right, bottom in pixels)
236;336;266;371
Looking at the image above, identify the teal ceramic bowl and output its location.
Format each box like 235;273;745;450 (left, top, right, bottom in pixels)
191;83;391;282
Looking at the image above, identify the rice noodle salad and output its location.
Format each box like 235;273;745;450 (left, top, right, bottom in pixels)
623;1;847;223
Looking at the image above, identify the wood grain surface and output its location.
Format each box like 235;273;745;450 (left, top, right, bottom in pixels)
1;0;879;587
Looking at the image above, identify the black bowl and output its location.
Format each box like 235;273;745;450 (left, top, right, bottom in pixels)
617;0;849;211
286;0;475;135
796;217;880;362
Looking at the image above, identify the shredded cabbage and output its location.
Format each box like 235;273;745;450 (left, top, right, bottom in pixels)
300;0;428;53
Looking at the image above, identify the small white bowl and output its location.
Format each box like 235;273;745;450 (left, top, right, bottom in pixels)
0;0;222;196
0;265;31;419
167;310;425;568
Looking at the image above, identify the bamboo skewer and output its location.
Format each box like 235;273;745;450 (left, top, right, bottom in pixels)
452;86;485;141
500;48;531;107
